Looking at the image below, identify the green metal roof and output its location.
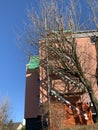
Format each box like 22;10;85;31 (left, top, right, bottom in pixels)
27;56;40;69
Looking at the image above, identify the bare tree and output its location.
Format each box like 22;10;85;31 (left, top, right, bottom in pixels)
23;0;98;124
0;98;13;130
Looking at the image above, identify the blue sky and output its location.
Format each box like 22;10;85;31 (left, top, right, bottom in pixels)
0;0;37;122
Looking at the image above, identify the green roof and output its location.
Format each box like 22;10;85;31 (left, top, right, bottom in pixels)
27;56;40;69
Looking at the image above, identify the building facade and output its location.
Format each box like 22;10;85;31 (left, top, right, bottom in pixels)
25;31;98;130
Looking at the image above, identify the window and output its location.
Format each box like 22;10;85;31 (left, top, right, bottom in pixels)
38;77;40;86
38;96;40;107
90;36;96;44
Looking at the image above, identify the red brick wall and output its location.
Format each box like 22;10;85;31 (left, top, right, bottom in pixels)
76;37;98;101
39;37;98;103
50;96;93;130
24;68;40;118
39;36;97;129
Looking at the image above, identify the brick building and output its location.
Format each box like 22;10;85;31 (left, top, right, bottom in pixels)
25;30;98;130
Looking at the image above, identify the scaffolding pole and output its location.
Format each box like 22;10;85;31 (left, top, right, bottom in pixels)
45;16;51;130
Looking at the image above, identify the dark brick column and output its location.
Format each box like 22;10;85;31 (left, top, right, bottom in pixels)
25;68;41;130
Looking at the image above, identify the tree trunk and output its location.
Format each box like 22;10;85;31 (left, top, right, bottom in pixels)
86;82;98;122
95;37;98;85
